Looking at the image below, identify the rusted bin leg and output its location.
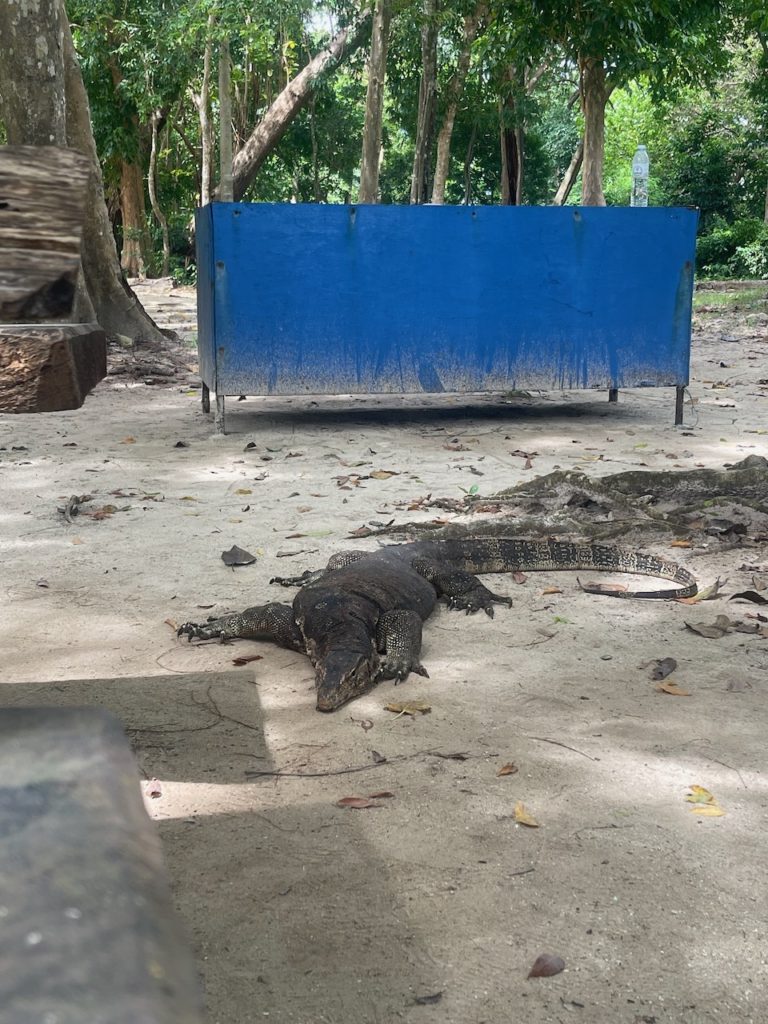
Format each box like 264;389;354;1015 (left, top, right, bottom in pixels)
675;385;685;425
215;394;226;433
201;382;210;413
0;708;205;1024
608;387;619;404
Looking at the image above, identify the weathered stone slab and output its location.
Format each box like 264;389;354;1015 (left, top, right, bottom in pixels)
0;707;205;1024
0;145;90;321
0;323;107;412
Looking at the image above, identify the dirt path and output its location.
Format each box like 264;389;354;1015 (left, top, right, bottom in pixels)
2;281;767;1023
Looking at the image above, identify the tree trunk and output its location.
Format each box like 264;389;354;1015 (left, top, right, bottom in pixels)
190;14;215;206
119;159;149;277
148;112;171;277
764;170;768;224
0;0;166;345
463;122;477;204
579;56;607;206
61;10;168;346
230;11;372;202
500;110;524;205
553;139;584;205
0;0;67;147
309;95;322;201
431;2;483;205
410;0;439;204
358;0;391;203
218;39;234;202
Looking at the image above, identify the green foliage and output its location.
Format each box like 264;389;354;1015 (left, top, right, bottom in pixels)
696;218;768;278
63;0;767;280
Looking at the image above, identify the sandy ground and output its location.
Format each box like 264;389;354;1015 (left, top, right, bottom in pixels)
2;279;768;1024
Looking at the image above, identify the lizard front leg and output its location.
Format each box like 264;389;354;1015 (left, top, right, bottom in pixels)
376;609;429;682
178;601;305;651
271;550;370;588
412;558;513;618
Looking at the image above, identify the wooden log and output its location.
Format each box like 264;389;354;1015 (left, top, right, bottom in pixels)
0;145;90;321
0;707;205;1023
0;323;107;412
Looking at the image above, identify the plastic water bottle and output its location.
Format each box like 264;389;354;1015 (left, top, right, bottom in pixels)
631;145;649;207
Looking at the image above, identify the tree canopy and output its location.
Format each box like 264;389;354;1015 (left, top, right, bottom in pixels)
3;0;767;286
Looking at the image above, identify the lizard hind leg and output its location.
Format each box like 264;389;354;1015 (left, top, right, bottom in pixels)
412;557;513;618
376;609;429;682
177;602;305;650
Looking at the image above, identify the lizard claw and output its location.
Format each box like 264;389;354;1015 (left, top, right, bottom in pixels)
270;569;317;588
447;589;512;615
378;657;429;683
177;621;226;642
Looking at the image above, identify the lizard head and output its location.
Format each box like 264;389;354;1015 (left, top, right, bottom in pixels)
315;648;380;712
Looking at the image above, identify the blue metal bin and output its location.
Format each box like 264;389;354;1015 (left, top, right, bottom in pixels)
195;203;698;431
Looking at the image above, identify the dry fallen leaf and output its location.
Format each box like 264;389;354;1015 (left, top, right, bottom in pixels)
730;590;768;605
650;657;677;681
581;581;628;594
670;539;693;548
514;801;540;827
676;578;726;604
512;571;528;585
685;615;732;639
350;717;374;731
335;796;381;809
384;699;432;716
497;763;519;777
368;791;395;799
686;785;716;804
527;953;565;979
235;488;252;495
686;785;725;815
541;586;563;595
370;469;399;480
120;436;136;444
164;618;179;631
655;681;692;696
413;992;443;1006
232;654;264;666
221;545;257;567
349;526;375;538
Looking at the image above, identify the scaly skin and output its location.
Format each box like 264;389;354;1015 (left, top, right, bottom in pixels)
178;537;696;711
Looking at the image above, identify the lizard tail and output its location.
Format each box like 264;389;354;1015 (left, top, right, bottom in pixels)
433;538;697;600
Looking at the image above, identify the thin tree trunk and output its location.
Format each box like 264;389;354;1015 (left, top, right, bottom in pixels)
218;39;234;202
463;122;477;204
190;14;215;206
553;139;583;205
119;159;149;277
148;111;171;276
764;171;768;224
61;9;168;346
230;11;372;201
309;95;322;201
500;106;524;205
410;0;439;204
579;55;607;206
431;2;484;204
359;0;391;203
105;51;150;277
